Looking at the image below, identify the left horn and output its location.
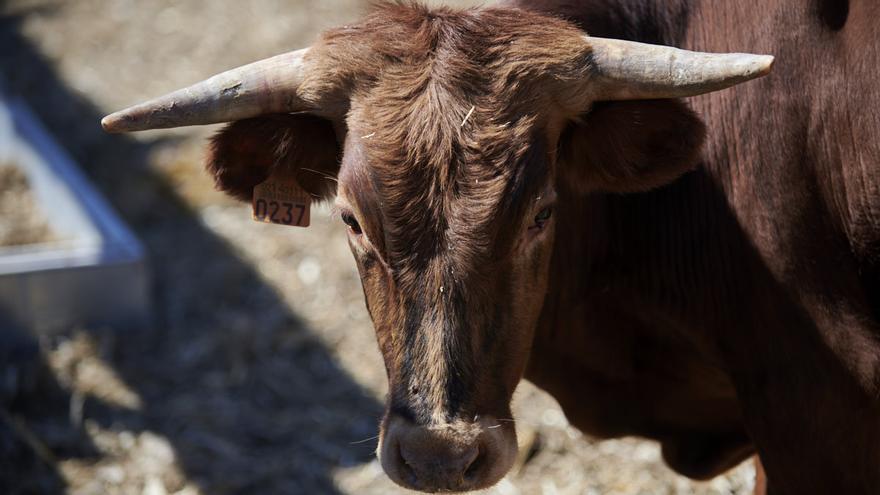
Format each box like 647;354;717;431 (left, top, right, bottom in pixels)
102;48;316;133
586;37;774;101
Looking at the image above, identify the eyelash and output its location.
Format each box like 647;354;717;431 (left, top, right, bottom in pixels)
531;206;553;230
341;212;362;235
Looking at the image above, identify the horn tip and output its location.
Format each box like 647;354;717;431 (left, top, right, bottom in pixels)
755;55;775;76
101;112;130;133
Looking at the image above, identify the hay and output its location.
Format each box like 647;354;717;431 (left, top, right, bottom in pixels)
0;165;57;247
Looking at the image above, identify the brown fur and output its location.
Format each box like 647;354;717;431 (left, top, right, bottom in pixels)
205;1;880;493
512;0;880;493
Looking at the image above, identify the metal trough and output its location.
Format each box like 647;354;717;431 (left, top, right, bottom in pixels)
0;95;150;333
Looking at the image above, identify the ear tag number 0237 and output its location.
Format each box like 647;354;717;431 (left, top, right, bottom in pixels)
252;175;311;227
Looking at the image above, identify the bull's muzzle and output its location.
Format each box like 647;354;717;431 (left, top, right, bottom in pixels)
379;413;517;492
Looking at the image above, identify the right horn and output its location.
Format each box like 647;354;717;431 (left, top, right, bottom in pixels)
102;47;318;133
586;37;774;101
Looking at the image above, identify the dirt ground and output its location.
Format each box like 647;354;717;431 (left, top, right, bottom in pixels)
0;1;755;494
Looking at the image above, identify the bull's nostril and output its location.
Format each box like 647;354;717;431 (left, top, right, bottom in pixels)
463;447;485;483
395;442;418;487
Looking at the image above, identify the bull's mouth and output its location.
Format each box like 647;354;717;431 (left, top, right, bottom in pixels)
378;413;518;492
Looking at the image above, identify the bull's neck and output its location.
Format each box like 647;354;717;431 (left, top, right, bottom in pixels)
532;168;747;353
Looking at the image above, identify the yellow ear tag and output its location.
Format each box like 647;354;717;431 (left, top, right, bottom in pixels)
252;174;311;227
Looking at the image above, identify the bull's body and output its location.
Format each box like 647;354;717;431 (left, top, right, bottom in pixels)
516;0;880;492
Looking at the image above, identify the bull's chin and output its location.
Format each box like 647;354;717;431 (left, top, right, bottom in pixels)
377;414;518;493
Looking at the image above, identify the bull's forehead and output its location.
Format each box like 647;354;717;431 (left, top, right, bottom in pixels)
341;98;549;278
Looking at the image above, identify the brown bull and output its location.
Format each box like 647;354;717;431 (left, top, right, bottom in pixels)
103;1;880;493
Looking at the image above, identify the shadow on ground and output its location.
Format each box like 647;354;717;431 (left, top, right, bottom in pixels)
0;8;383;494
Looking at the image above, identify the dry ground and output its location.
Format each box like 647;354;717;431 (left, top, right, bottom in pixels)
0;1;755;494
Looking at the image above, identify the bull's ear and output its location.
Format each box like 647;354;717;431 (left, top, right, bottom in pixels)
206;113;340;202
558;99;706;194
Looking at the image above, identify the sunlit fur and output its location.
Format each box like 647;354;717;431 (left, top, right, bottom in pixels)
206;2;711;492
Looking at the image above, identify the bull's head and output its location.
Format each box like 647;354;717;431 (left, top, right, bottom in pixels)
103;3;772;492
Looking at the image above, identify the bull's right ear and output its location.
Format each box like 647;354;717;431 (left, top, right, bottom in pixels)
557;99;706;194
206;113;341;202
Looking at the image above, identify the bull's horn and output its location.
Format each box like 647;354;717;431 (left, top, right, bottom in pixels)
586;37;774;101
101;48;315;133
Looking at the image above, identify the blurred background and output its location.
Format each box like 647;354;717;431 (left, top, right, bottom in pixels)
0;1;756;494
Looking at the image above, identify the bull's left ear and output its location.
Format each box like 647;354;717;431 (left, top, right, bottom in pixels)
206;113;340;202
558;99;706;194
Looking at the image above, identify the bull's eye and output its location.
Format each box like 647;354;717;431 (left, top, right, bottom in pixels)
533;207;553;228
342;212;362;235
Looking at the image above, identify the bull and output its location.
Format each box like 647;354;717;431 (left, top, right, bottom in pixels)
102;1;880;493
